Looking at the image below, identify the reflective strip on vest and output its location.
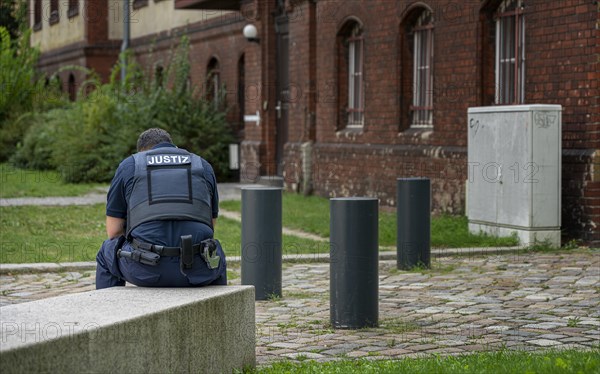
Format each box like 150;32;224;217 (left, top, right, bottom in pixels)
126;148;213;237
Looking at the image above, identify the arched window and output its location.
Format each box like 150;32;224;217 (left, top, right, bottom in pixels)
238;54;245;126
155;65;164;88
68;74;76;101
33;0;42;30
410;9;434;127
495;0;525;104
206;57;220;105
68;0;79;17
49;0;59;25
480;0;525;105
337;20;364;129
400;6;434;130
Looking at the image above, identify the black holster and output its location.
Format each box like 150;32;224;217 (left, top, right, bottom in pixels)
180;235;194;273
117;248;160;266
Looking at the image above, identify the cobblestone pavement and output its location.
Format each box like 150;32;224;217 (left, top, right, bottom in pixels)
1;250;598;365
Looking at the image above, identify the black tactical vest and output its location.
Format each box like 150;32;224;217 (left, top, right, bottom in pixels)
126;147;213;238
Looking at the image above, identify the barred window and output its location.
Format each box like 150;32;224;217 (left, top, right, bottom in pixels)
68;0;79;17
49;0;59;24
207;58;221;106
33;0;42;30
495;0;525;104
346;24;364;128
411;10;434;128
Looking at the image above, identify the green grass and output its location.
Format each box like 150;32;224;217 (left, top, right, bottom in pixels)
0;163;105;198
0;205;326;263
0;204;106;263
252;349;599;374
220;193;518;248
221;193;329;237
216;216;330;257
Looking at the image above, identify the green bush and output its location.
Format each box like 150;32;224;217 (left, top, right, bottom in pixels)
0;25;67;162
11;111;58;170
0;26;40;161
14;37;234;183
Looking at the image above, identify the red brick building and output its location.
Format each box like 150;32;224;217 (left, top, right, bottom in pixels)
30;0;599;245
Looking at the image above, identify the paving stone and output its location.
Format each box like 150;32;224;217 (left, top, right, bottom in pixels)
537;334;567;340
377;348;412;356
575;277;598;286
320;348;352;356
346;351;369;358
358;345;387;352
526;339;563;347
268;342;303;349
561;337;591;343
408;344;439;352
436;339;466;347
522;322;567;330
485;325;511;332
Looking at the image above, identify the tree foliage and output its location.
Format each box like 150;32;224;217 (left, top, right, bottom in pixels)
13;37;234;183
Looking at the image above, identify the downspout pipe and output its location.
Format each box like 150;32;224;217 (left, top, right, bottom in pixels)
121;0;130;83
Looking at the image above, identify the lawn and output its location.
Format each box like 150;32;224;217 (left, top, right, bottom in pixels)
0;204;106;263
220;193;518;248
253;349;599;374
0;204;325;263
0;163;105;198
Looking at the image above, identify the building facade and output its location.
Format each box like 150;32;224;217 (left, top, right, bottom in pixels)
29;0;599;245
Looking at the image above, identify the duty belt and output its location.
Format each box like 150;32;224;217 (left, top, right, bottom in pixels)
126;237;221;271
130;238;202;257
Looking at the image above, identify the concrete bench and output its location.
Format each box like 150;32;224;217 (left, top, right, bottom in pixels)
0;286;255;374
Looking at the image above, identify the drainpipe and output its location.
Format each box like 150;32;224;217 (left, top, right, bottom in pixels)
121;0;130;83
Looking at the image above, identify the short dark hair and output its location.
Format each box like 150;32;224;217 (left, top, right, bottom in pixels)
137;128;173;151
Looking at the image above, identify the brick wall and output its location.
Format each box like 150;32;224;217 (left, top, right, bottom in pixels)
309;0;597;244
34;0;598;244
525;1;599;244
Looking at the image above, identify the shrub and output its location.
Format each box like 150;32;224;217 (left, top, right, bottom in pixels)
11;111;58;170
0;26;67;162
15;37;234;183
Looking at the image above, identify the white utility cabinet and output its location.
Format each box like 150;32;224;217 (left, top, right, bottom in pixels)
467;105;562;247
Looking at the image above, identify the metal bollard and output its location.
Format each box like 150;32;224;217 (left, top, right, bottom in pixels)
330;197;379;329
241;186;282;300
397;178;431;270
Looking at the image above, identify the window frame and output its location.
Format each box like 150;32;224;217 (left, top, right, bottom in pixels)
410;10;434;128
33;0;42;31
68;0;79;18
49;0;60;25
346;23;364;129
206;58;221;106
494;0;525;105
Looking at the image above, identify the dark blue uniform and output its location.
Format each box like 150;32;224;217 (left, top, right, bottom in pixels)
95;143;227;288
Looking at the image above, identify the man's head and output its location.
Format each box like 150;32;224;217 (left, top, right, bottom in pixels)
137;128;173;152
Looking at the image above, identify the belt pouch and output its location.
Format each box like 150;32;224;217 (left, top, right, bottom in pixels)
180;235;194;271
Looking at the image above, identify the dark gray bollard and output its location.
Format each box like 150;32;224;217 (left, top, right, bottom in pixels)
397;178;431;270
241;186;282;300
330;197;378;329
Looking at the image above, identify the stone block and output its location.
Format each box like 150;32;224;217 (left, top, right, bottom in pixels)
1;286;255;373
